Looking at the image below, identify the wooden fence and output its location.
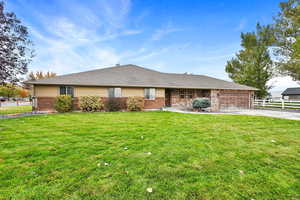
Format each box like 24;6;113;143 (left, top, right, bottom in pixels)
254;99;300;110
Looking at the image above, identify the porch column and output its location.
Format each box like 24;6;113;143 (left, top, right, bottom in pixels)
211;89;220;112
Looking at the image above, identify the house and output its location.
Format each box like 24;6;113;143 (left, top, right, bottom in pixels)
281;87;300;100
26;64;257;112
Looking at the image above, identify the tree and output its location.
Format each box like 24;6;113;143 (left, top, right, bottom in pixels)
273;0;300;82
0;1;34;84
27;71;57;81
225;24;275;98
0;84;19;98
18;88;29;98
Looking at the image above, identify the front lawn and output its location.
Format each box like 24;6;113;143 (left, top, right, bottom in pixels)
0;112;299;199
0;105;32;115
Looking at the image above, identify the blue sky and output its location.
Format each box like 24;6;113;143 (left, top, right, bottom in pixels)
6;0;299;92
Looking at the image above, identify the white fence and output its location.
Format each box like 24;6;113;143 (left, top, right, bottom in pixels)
254;99;300;110
0;101;31;107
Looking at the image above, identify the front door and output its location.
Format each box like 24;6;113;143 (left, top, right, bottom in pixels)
165;89;171;107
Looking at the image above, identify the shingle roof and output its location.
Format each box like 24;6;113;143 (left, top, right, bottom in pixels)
26;64;257;90
282;87;300;95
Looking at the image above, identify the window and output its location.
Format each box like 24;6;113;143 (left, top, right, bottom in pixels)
60;86;74;97
187;90;193;98
144;88;155;100
179;89;193;99
108;88;122;98
179;89;185;99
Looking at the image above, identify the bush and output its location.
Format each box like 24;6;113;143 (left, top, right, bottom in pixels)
54;95;73;113
127;97;144;111
105;97;126;112
79;96;104;112
192;98;211;110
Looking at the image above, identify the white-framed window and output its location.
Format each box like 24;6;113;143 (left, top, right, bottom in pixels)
60;86;74;97
108;88;122;98
144;88;156;100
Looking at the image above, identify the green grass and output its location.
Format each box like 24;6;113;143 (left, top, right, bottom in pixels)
0;112;299;199
0;105;32;115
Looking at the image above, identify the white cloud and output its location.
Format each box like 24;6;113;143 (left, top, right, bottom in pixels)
30;21;122;74
131;48;171;61
151;22;183;41
26;0;147;75
269;76;299;92
122;29;143;35
97;0;132;29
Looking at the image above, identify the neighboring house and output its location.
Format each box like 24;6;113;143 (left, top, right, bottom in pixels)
26;64;257;112
281;87;300;100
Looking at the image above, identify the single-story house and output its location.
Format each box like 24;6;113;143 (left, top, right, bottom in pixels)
282;87;300;100
26;64;257;112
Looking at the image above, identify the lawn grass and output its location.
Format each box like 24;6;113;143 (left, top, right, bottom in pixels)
0;105;32;115
0;111;299;199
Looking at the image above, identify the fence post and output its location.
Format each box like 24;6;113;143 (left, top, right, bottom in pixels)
262;99;265;107
281;99;285;109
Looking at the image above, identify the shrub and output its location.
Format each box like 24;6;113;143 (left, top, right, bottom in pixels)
54;95;72;113
105;97;126;112
79;96;104;112
127;97;144;111
192;98;211;110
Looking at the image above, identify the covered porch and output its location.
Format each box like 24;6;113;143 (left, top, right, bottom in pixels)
164;88;254;111
165;88;210;108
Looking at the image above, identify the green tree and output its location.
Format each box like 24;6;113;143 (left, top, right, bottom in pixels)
225;24;275;98
273;0;300;82
0;1;34;84
0;84;20;99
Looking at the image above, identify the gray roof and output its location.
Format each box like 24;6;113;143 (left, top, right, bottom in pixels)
282;87;300;95
26;64;257;90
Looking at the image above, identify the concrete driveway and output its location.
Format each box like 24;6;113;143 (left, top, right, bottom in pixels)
163;107;300;121
227;109;300;121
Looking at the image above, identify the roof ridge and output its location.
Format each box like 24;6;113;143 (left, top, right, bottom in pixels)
162;72;248;86
26;64;160;83
126;64;163;73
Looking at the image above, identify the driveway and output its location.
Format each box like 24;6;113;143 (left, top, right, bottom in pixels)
228;109;300;121
163;107;300;121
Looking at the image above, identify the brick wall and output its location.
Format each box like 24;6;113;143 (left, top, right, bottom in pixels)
144;97;165;109
36;97;56;111
36;90;254;112
36;97;165;111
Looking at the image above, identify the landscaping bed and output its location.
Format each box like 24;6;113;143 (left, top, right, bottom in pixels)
0;112;299;199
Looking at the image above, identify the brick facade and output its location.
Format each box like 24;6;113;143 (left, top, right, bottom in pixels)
36;97;165;111
168;89;254;112
36;97;56;111
144;97;165;109
219;90;253;110
35;89;254;112
210;89;254;111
